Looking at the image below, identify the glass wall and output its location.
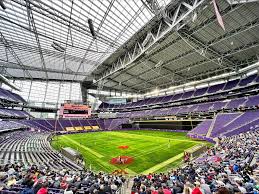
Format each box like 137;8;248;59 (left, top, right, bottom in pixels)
3;80;82;106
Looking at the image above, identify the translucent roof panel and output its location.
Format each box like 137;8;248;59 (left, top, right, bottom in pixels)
0;0;170;81
3;79;82;105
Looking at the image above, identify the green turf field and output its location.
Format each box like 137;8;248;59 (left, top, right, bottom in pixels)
51;130;204;174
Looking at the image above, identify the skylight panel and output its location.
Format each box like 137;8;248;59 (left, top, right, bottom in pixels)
0;0;173;81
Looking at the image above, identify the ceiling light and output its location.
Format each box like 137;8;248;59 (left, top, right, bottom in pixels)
0;0;6;10
155;60;163;68
153;87;159;94
88;19;96;39
192;12;197;22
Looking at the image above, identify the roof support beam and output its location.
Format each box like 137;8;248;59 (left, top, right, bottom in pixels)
112;17;259;89
0;60;86;76
226;0;259;4
176;30;237;70
25;0;48;80
141;55;258;91
12;0;119;48
0;15;106;55
0;32;32;79
148;59;186;79
124;72;146;82
130;42;259;90
95;0;207;83
147;4;243;58
95;2;244;90
6;40;97;65
108;59;188;90
6;77;81;83
160;18;259;69
104;78;140;93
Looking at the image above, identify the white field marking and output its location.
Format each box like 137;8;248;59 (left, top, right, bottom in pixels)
141;153;184;174
141;143;200;174
110;131;199;143
62;135;104;158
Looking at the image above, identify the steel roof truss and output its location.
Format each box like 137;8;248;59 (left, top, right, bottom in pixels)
95;0;207;83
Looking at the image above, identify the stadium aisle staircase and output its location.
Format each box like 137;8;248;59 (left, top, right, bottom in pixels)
207;113;241;138
206;114;218;137
190;110;259;139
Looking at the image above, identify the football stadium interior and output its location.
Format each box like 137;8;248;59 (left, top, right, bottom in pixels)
0;0;258;193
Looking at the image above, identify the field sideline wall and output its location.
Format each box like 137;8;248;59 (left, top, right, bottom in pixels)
133;120;202;131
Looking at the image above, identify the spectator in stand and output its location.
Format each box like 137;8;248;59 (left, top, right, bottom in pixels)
131;130;259;194
21;178;34;194
0;162;125;194
64;184;73;194
191;182;202;194
36;182;48;194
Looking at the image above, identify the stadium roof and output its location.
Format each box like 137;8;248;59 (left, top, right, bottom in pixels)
0;0;259;93
0;0;170;82
92;0;259;93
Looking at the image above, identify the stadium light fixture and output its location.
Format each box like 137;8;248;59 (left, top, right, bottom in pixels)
153;87;160;95
192;12;198;22
88;19;96;39
155;60;163;68
0;0;6;10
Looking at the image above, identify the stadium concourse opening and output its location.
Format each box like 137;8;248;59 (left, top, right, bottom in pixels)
0;0;259;193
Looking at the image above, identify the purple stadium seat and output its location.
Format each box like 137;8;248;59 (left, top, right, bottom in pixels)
223;79;239;90
193;87;208;97
207;83;225;94
239;74;257;86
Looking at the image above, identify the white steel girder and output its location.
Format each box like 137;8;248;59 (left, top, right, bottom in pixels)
95;0;207;83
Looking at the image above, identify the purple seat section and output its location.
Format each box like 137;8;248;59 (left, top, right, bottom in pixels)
146;97;157;105
223;118;259;137
210;101;227;111
210;113;241;137
245;95;259;107
0;87;26;103
195;103;213;112
96;119;105;129
188;120;212;136
160;95;174;104
170;93;183;102
223;79;239;90
70;119;81;127
226;97;247;109
59;119;73;128
193;87;208;97
218;110;259;137
182;91;194;99
239;74;257;86
207;83;225;94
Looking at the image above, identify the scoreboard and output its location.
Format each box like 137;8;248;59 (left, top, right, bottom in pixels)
59;103;91;118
